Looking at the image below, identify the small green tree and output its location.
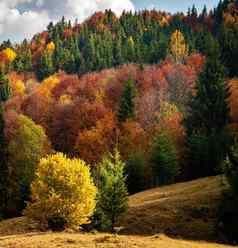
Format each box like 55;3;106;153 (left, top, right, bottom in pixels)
97;149;128;232
150;131;179;186
117;76;136;123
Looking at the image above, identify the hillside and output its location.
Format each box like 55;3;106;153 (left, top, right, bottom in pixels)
120;176;227;241
0;176;232;248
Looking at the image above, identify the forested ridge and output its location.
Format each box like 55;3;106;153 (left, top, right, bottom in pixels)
0;0;237;78
0;0;238;243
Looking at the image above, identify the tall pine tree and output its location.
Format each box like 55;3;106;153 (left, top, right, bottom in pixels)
184;40;230;178
36;51;54;81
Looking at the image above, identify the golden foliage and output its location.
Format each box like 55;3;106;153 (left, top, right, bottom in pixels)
2;48;17;63
59;94;72;105
13;80;25;96
46;42;55;54
159;16;169;27
169;30;188;63
38;75;60;98
24;153;97;229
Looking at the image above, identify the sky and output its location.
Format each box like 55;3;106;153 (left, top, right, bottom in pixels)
0;0;219;43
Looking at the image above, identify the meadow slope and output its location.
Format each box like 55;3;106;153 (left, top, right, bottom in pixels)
0;176;233;248
120;176;227;240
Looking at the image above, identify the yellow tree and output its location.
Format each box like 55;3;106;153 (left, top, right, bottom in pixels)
24;153;97;229
169;30;188;63
2;48;17;63
159;16;169;27
46;42;55;54
0;48;17;71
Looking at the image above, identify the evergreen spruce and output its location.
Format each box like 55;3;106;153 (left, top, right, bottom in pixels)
218;23;238;77
184;40;230;178
97;149;128;233
117;76;136;123
36;51;54;80
150;131;179;186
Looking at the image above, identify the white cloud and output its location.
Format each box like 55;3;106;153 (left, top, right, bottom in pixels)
0;1;50;42
0;0;135;43
1;0;33;9
66;0;135;22
1;10;50;42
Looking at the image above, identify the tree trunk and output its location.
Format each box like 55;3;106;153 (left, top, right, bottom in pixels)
111;215;115;233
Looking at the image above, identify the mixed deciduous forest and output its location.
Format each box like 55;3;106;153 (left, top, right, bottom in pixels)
0;0;238;246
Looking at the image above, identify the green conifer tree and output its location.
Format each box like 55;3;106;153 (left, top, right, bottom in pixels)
97;149;128;232
150;131;179;186
125;153;145;194
184;40;230;178
117;76;136;123
36;51;54;80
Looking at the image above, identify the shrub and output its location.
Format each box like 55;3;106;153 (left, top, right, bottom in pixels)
24;153;97;230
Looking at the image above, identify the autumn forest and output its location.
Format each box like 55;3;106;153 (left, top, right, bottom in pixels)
0;0;238;245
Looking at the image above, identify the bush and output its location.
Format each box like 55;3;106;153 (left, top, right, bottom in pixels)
24;153;97;230
150;130;179;186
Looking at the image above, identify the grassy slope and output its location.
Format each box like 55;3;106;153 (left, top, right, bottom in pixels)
0;176;232;248
120;176;227;240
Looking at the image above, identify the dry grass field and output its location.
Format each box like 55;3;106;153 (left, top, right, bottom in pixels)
120;176;228;240
0;176;235;248
0;232;235;248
